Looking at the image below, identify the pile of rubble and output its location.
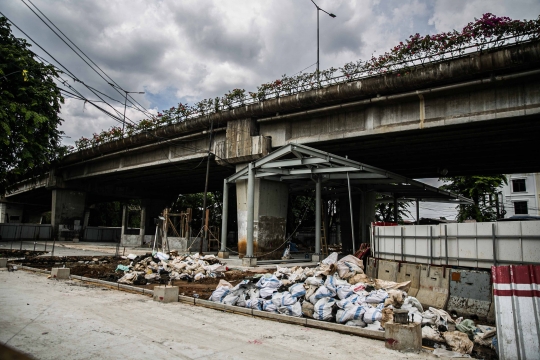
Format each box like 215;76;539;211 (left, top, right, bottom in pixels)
208;252;496;355
116;252;226;285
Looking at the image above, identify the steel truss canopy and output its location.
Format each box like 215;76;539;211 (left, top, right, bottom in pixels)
225;143;473;205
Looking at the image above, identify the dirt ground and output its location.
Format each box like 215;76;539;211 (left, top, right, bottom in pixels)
16;253;272;299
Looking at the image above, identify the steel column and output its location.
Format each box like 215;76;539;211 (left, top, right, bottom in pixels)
315;176;322;255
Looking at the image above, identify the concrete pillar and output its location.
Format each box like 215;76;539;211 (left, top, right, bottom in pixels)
139;205;146;246
236;164;289;260
219;179;229;258
51;189;86;238
0;201;6;223
120;205;127;239
246;163;255;258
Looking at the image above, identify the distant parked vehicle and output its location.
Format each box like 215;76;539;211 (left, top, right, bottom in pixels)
497;215;540;221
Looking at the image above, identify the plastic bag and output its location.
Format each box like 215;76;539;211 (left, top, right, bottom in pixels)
278;302;302;317
336;305;365;324
365;289;388;304
305;276;324;286
336;295;360;310
262;300;278;313
272;291;297;307
345;319;367;327
289;283;306;298
403;296;424;313
321;252;339;265
115;264;130;272
456;319;476;337
313;297;336;321
433;348;471;358
245;298;262;310
209;286;230;302
336;285;354;300
222;293;239;305
443;331;474;354
194;273;205;281
363;306;382;324
309;285;335;304
156;252;170;261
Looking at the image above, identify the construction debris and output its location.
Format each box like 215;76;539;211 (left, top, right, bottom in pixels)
116;252;226;285
206;252;495;355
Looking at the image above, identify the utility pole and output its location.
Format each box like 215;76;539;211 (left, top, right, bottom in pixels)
199;118;214;254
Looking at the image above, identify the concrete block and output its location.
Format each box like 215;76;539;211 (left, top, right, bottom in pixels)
396;263;421;297
153;286;179;303
217;251;229;259
223;304;253;316
0;258;7;268
416;265;450;309
51;268;70;279
378;260;398;282
311;254;321;262
366;257;378;279
385;321;422;352
242;257;257;267
252;310;307;325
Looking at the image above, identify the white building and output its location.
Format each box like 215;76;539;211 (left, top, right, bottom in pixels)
501;173;540;217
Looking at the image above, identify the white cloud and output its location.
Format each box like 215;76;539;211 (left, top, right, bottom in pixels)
2;0;536;148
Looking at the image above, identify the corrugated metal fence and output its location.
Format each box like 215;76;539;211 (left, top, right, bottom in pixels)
0;224;52;240
371;221;540;269
492;265;540;359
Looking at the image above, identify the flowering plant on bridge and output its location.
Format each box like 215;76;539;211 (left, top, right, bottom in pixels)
73;13;540;152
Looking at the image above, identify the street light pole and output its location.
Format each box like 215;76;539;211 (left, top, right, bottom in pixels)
310;0;336;83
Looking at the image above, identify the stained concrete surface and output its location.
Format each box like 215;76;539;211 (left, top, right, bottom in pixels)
0;270;437;360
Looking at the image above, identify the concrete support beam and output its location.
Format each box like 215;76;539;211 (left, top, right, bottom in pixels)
139;205;146;246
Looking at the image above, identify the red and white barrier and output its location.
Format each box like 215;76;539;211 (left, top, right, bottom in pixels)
492;265;540;360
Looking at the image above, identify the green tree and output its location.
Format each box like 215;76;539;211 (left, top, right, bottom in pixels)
440;175;507;222
0;17;66;193
374;196;411;223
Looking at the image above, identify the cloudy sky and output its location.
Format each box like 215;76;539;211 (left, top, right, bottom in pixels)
3;0;539;219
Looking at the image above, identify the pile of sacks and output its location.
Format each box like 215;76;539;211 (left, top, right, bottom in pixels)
117;252;226;285
208;252;411;331
208;252;496;355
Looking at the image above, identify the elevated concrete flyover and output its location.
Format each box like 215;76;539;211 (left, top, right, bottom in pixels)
4;40;540;237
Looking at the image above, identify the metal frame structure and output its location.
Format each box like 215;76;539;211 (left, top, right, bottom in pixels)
220;143;472;259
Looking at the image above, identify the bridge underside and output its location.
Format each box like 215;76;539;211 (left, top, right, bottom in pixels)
316;113;540;178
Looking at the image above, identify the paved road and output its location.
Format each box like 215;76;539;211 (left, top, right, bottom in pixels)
0;270;436;360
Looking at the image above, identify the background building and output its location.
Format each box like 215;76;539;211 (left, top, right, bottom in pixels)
501;173;540;216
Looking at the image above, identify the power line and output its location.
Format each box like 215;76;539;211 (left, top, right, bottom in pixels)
21;0;152;119
0;13;136;127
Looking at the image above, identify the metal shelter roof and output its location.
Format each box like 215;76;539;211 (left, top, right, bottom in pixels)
226;143;473;205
